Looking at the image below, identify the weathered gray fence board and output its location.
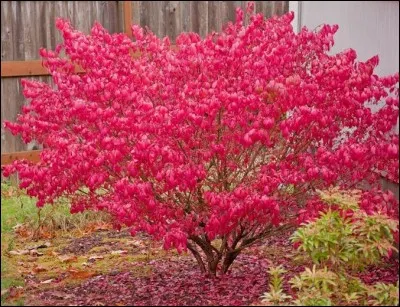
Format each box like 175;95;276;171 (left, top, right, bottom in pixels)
1;1;121;62
1;76;52;153
132;1;288;41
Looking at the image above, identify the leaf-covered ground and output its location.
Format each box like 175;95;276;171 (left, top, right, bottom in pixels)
2;227;398;306
1;185;398;306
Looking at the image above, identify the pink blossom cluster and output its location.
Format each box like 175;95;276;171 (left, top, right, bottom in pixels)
3;4;399;252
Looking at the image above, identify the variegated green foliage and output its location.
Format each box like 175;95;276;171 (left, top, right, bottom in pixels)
291;189;398;269
260;266;292;305
368;281;399;306
261;189;399;306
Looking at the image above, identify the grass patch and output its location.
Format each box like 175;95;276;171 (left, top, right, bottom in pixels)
1;181;112;236
90;254;154;276
1;234;25;306
1;181;112;306
1;184;37;233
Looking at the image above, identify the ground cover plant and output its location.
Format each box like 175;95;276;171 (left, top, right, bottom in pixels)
1;2;399;303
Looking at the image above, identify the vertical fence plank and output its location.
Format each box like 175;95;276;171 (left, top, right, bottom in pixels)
1;1;14;61
124;1;133;36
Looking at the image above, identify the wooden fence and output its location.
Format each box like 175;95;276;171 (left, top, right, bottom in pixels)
1;1;288;161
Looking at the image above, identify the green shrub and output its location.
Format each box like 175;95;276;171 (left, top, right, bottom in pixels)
261;188;399;306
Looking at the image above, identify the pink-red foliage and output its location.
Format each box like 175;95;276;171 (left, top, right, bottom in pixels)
3;4;399;270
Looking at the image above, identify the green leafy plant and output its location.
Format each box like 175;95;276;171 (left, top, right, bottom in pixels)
290;266;337;296
340;276;367;305
291;210;355;268
368;281;399;306
353;213;399;266
293;297;332;306
261;266;292;305
261;188;399;306
291;188;398;270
